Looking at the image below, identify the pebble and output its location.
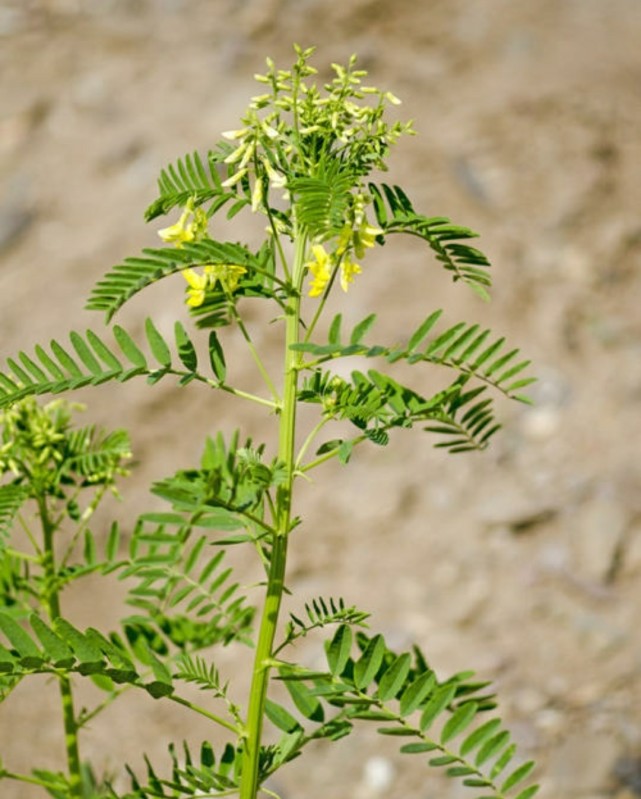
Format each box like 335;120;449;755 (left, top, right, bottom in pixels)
0;203;35;254
357;756;395;796
573;493;628;583
619;518;641;578
479;495;557;535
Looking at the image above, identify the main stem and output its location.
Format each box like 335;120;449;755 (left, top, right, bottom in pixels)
39;497;83;798
239;233;306;799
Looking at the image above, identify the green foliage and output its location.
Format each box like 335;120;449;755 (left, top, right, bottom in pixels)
289;158;358;239
144;148;246;221
0;485;27;548
86;240;264;323
118;519;256;651
0;46;537;799
260;626;537;799
369;183;493;299
0;320;256;413
293;310;535;402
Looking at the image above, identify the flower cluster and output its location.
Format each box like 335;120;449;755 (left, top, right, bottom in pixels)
182;263;248;307
216;46;413;221
306;210;382;297
0;399;131;493
155;47;410;307
158;197;247;307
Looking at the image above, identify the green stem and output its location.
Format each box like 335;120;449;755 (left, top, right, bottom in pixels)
38;497;83;799
239;232;307;799
300;433;367;473
0;770;62;789
169;694;243;735
230;304;281;402
295;416;330;469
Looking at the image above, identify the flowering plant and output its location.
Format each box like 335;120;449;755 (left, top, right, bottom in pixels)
0;46;537;799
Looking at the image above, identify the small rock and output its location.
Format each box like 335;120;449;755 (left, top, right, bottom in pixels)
0;203;36;254
619;518;641;578
535;707;565;737
612;755;641;797
513;686;548;715
480;496;557;535
357;756;395;796
520;406;561;440
573;493;628;583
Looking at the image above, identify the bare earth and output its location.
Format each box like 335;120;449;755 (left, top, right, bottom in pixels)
1;1;641;797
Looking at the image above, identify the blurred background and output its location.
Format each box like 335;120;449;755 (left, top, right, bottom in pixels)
1;1;641;797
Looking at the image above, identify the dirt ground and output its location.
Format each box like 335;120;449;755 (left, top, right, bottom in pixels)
1;1;641;797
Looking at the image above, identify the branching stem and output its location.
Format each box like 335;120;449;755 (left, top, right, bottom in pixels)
230;303;281;403
169;694;243;736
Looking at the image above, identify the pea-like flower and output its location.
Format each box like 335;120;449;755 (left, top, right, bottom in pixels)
182;268;209;307
306;244;332;297
158;198;208;248
206;263;247;294
182;263;248;307
339;254;362;292
352;219;383;259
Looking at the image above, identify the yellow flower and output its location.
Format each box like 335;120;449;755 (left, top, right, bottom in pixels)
158;206;196;247
181;263;247;308
306;244;332;297
352;219;383;259
336;226;352;257
158;199;209;248
339;254;362;292
205;263;247;293
182;268;208;307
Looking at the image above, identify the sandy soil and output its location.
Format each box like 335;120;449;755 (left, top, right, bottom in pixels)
1;1;641;797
